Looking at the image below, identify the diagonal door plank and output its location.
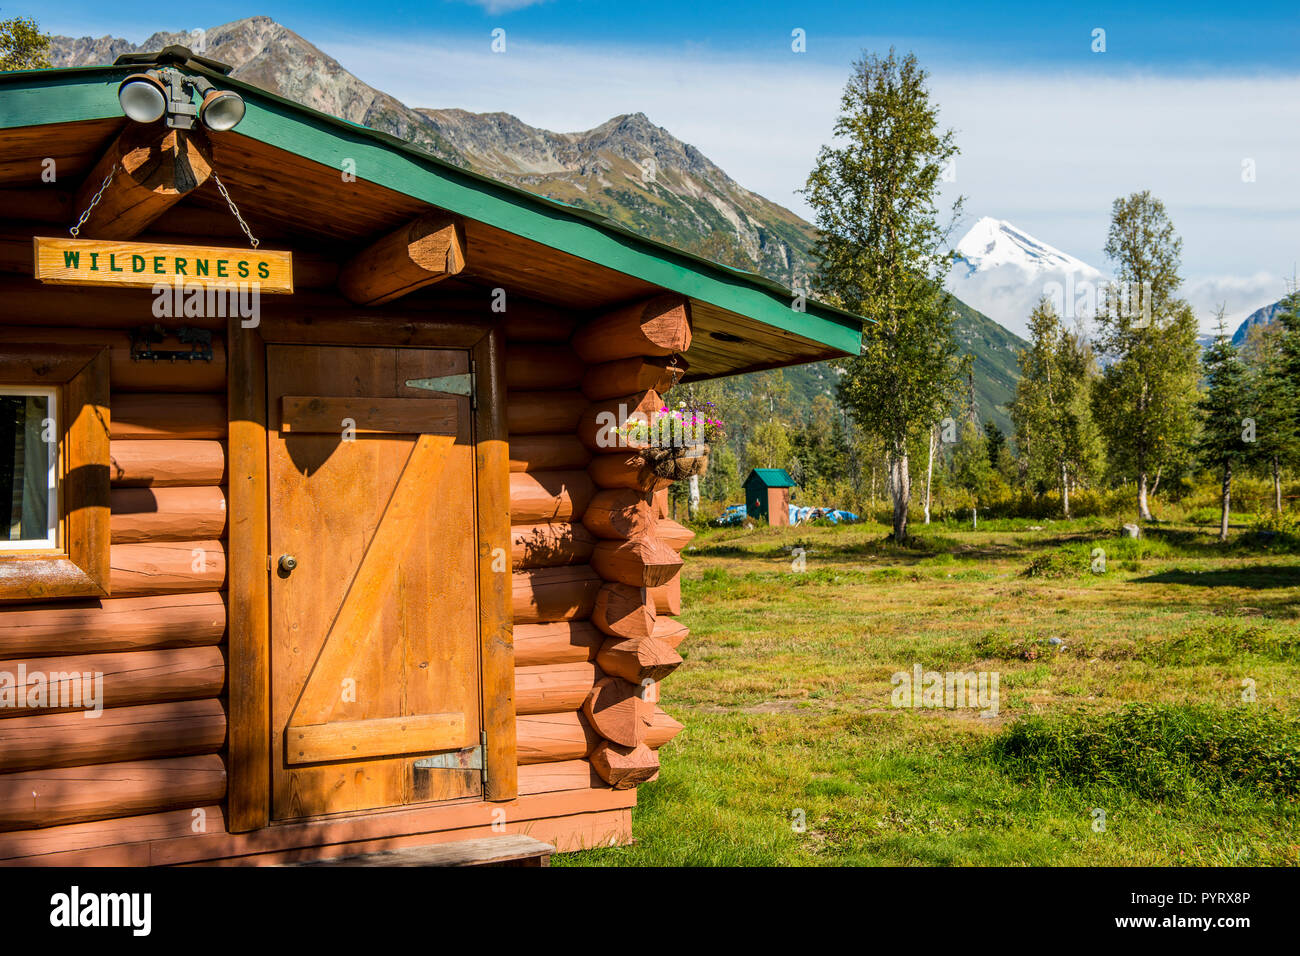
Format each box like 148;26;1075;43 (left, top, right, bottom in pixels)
288;431;456;734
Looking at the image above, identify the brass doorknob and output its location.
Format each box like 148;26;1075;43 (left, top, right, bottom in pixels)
278;554;298;573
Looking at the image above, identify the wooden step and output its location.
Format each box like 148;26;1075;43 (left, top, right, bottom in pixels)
287;835;556;867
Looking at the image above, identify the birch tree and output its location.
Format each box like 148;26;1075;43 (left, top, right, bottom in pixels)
1091;192;1200;521
1195;315;1250;540
804;49;963;541
1010;298;1102;517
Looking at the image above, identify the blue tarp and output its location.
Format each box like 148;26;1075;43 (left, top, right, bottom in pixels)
714;503;860;526
714;504;748;526
789;506;859;525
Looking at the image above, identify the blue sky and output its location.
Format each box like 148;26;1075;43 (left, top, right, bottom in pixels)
34;1;1300;68
26;2;1300;330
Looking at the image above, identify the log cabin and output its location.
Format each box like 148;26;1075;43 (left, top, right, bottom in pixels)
0;47;864;865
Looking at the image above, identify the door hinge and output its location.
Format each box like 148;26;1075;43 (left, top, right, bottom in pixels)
405;364;477;410
413;745;481;772
412;733;486;776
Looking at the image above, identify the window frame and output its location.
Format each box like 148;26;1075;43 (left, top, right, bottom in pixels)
0;384;59;552
0;346;110;602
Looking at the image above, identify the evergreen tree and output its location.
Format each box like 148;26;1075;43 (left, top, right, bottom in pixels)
804;49;963;541
790;395;850;499
1273;290;1300;506
1240;305;1296;513
983;422;1003;467
1195;315;1251;540
1091;192;1201;520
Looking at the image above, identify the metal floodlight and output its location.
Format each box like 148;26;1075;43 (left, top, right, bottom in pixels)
198;88;245;131
192;76;246;132
117;72;168;123
116;65;246;132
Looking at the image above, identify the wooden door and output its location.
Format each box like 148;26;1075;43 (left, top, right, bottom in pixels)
769;488;790;526
267;345;481;820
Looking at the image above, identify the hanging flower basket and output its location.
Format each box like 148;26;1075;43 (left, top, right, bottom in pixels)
638;440;710;480
616;401;722;483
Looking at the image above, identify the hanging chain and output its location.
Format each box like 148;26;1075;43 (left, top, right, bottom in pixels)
69;163;119;237
69;164;260;249
668;353;684;387
212;170;260;248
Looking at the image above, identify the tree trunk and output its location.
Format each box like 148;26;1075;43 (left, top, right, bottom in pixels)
1273;456;1282;515
1137;471;1153;521
889;446;910;543
971;504;977;530
1060;461;1070;519
1219;461;1231;542
924;426;935;525
687;474;700;519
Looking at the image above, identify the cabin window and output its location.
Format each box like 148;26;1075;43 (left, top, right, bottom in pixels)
0;387;58;551
0;346;110;602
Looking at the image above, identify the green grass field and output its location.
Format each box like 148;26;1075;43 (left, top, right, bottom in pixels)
560;518;1300;866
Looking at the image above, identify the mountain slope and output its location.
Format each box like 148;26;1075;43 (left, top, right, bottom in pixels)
49;15;1025;435
50;18;469;167
1231;298;1287;346
415;108;816;280
950;297;1026;437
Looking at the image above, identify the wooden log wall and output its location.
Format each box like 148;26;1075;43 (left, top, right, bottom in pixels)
506;298;689;793
0;289;692;840
0;318;229;835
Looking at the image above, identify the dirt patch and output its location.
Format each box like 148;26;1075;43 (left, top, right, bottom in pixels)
740;699;808;714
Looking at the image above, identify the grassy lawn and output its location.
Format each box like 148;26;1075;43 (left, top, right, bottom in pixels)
560;519;1300;866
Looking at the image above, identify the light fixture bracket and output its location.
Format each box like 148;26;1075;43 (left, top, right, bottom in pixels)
158;68;199;130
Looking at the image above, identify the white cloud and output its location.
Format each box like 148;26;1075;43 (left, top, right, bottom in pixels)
1183;272;1292;329
452;0;552;13
950;264;1290;340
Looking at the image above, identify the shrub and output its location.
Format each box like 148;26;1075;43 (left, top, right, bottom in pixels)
1141;621;1300;665
1252;509;1300;536
987;704;1300;801
1021;548;1088;579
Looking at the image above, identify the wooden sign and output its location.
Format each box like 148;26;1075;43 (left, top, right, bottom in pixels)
33;237;294;294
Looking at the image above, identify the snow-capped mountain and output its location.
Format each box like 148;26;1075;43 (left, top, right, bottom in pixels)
953;217;1097;277
946;217;1107;339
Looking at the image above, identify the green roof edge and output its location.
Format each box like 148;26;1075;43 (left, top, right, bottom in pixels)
0;65;865;357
